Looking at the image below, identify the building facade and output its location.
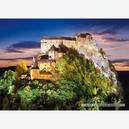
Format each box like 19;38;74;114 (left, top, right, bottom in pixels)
29;33;93;80
41;33;93;53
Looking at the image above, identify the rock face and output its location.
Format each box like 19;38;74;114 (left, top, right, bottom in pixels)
77;39;118;86
40;33;118;87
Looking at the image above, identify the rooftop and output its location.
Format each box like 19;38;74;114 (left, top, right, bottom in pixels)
38;59;56;63
76;33;93;38
47;44;69;53
42;33;93;41
42;36;76;41
40;71;52;75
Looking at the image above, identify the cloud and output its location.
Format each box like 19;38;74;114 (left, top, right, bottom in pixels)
112;59;129;65
92;29;117;36
5;48;23;53
0;47;40;60
111;59;129;71
103;43;129;51
0;59;32;68
102;37;129;42
8;41;40;50
0;56;33;61
0;41;41;63
2;41;40;55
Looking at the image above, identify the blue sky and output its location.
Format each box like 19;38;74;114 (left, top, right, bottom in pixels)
0;19;129;70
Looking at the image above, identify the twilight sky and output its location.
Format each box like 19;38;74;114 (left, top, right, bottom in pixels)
0;19;129;70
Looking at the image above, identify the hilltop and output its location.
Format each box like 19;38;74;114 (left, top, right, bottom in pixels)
0;33;123;110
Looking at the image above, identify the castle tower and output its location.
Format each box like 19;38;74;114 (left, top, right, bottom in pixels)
32;56;35;68
40;33;93;54
75;33;93;48
40;36;76;53
76;33;93;42
32;56;38;68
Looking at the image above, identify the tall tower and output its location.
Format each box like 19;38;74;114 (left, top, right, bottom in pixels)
32;56;38;68
75;33;93;48
76;33;93;42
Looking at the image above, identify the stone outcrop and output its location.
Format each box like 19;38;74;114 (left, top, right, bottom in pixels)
77;39;117;86
40;33;118;87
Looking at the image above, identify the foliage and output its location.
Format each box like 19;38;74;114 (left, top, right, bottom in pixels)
0;70;17;109
17;85;42;109
0;48;122;110
55;48;121;110
16;61;28;78
0;70;16;94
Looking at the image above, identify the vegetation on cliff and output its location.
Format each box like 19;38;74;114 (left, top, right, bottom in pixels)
0;48;122;110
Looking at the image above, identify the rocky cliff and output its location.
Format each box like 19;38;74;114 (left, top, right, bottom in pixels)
40;33;120;94
76;37;118;91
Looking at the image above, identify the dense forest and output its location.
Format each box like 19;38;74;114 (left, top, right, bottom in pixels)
0;49;123;110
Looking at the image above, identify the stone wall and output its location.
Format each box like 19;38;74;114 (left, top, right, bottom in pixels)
30;69;52;80
38;61;56;71
41;39;76;53
40;34;93;53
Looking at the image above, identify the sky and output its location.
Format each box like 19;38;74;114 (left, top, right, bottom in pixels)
0;19;129;70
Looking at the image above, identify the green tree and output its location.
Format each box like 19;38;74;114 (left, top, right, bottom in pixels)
0;48;122;110
55;48;121;110
0;70;16;109
17;85;42;110
16;61;28;78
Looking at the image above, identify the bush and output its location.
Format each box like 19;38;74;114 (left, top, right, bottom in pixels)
0;70;16;109
0;49;122;110
55;48;121;110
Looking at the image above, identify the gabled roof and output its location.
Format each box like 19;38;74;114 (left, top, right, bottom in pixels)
40;71;52;75
38;59;56;63
76;33;92;38
47;44;68;53
48;45;58;51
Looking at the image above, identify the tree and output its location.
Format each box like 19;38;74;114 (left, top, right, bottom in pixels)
55;48;122;110
17;85;42;110
0;70;16;109
16;61;28;79
0;48;122;110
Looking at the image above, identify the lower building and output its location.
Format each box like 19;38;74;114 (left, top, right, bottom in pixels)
30;68;53;80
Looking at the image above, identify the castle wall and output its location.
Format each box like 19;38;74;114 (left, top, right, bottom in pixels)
41;39;62;53
38;61;56;71
62;40;76;48
30;69;40;80
40;33;93;53
48;50;62;60
30;69;53;80
41;39;76;53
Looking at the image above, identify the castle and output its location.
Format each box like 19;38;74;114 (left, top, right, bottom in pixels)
41;33;93;54
29;33;93;80
20;32;117;87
